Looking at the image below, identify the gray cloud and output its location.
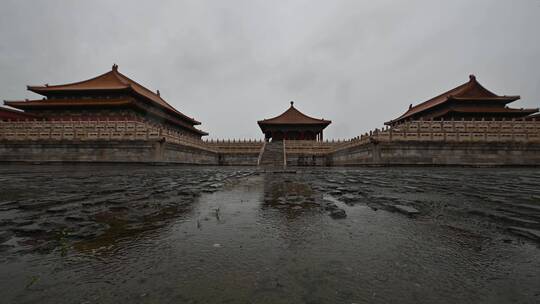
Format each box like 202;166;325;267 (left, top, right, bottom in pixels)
1;0;539;139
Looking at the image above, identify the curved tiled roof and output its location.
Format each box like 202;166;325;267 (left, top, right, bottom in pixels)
0;106;38;120
386;75;521;125
5;98;133;108
433;106;538;118
27;64;201;125
448;106;538;114
258;102;331;125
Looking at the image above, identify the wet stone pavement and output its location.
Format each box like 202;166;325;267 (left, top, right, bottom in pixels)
0;165;539;304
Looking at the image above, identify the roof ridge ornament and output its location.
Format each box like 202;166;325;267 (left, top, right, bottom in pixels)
469;74;476;81
156;90;160;97
112;64;118;71
290;101;294;107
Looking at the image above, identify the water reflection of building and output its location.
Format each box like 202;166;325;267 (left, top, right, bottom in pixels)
3;64;207;138
261;173;322;219
258;102;331;142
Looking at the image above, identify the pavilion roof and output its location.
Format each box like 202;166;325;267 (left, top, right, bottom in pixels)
26;64;201;125
427;106;538;120
447;106;538;114
258;102;331;126
526;113;540;120
0;106;38;120
386;75;521;125
5;98;133;108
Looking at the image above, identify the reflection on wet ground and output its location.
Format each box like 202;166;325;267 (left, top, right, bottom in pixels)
0;165;539;303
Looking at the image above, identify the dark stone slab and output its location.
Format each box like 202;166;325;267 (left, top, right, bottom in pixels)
330;208;347;219
393;205;420;216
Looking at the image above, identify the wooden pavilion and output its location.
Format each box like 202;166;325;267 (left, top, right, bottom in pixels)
4;64;207;138
258;102;331;141
385;75;539;126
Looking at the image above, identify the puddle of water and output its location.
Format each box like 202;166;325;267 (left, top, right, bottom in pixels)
0;165;539;303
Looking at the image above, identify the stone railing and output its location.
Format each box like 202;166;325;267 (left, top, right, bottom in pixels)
391;119;540;134
4;119;539;156
283;140;341;155
204;139;265;154
334;119;540;152
0;120;215;152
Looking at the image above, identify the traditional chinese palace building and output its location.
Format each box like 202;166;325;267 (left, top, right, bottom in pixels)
258;102;331;141
3;64;207;138
385;75;539;126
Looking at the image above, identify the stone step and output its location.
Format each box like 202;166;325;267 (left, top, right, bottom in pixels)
259;141;285;168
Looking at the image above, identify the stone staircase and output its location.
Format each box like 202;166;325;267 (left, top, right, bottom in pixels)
258;141;285;169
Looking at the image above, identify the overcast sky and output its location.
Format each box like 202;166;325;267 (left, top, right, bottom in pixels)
1;0;539;139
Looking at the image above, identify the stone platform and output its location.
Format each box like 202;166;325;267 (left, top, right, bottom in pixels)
1;119;540;166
